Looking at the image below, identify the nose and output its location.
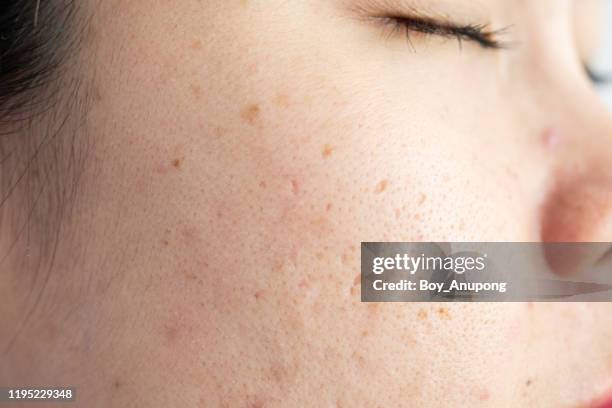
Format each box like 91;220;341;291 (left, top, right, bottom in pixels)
539;103;612;275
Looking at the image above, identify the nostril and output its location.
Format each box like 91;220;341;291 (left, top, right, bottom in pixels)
540;169;612;275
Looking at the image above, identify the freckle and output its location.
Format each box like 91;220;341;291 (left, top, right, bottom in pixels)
241;103;261;125
395;208;401;219
216;209;223;219
367;303;379;315
184;271;198;281
112;379;121;389
374;179;389;194
417;192;427;205
275;92;291;108
361;330;369;337
437;307;451;320
315;252;324;260
322;144;334;158
162;239;169;246
417;308;428;321
190;39;203;50
259;180;267;189
172;158;182;169
525;378;532;387
325;203;333;212
291;179;300;195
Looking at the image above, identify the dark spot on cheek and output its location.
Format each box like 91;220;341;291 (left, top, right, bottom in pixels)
437;307;451;320
190;39;203;50
374;180;389;194
417;193;427;205
241;103;261;125
322;144;334;158
254;290;265;300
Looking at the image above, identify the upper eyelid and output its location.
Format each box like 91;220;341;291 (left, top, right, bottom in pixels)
387;15;515;49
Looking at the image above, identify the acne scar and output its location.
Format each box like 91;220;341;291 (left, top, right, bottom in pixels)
241;103;261;125
322;144;334;158
374;179;389;194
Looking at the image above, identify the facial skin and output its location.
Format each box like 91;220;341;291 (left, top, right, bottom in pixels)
2;0;612;407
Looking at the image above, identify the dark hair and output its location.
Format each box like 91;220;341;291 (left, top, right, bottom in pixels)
0;0;91;268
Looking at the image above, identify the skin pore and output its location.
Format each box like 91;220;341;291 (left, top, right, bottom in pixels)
1;0;612;407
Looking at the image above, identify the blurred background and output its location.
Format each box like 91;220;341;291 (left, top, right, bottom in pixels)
596;1;612;107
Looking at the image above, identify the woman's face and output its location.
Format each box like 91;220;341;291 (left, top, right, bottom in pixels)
5;0;612;406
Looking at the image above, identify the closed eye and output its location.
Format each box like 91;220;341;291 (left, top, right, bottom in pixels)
381;15;512;51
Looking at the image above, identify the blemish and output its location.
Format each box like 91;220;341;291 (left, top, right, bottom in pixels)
437;307;451;320
322;144;334;158
298;279;310;290
417;308;428;321
112;379;122;389
274;92;291;109
162;239;169;246
525;378;532;387
290;179;300;195
374;179;389;194
541;127;562;150
259;180;267;189
162;322;181;344
190;83;202;99
254;290;265;300
190;39;203;50
477;388;490;401
172;158;182;169
417;192;427;205
241;103;261;125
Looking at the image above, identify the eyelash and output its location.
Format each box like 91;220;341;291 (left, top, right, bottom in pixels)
382;15;510;50
384;16;610;86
